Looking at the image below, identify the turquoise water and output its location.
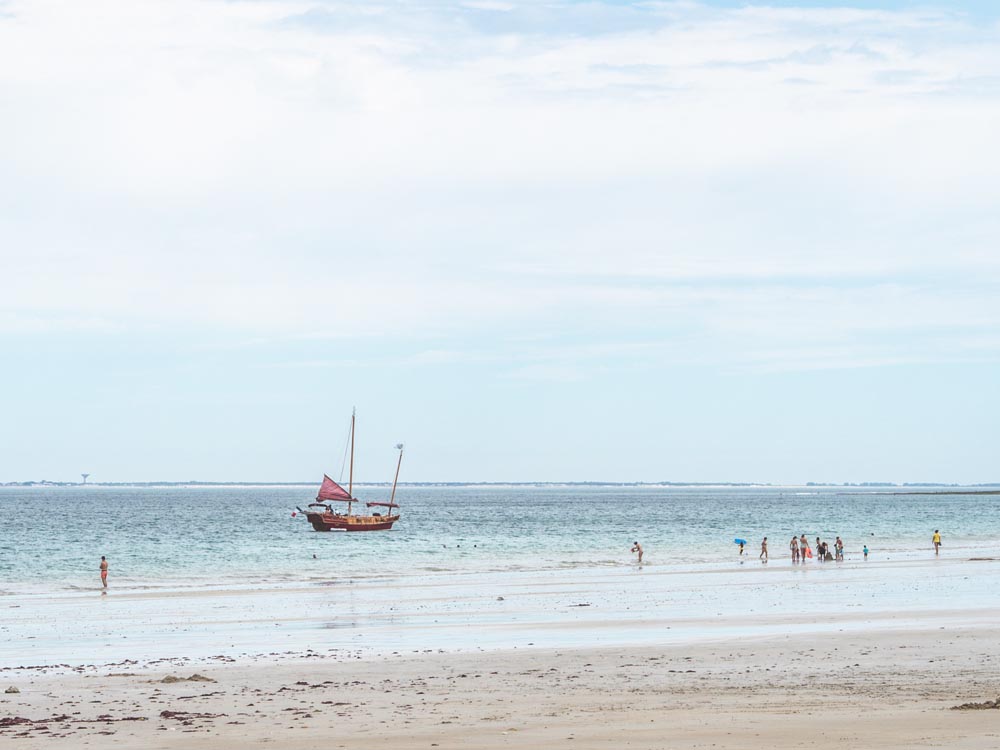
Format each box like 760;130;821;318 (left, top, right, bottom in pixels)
1;485;997;593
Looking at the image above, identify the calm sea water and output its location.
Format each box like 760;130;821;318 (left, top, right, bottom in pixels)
1;485;998;594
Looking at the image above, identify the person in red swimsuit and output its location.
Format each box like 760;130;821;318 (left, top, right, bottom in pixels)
100;556;109;588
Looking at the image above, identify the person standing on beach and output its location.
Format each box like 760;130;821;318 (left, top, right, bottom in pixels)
933;530;942;555
99;556;108;588
835;537;844;562
863;545;869;560
759;537;768;562
631;541;643;563
790;536;799;563
800;534;810;561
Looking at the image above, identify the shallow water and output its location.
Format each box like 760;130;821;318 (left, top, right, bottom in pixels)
1;485;996;594
4;556;998;668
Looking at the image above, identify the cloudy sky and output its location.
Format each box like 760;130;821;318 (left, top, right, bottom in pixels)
2;0;998;483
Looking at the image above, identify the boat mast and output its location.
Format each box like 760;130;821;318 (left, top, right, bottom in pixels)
347;408;355;516
390;444;404;511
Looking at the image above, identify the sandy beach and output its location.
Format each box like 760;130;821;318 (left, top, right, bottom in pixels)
3;624;999;749
3;556;1000;748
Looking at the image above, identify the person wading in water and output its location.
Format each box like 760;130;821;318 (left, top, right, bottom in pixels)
631;541;644;563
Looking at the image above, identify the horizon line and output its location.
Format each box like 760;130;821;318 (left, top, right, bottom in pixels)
3;480;999;488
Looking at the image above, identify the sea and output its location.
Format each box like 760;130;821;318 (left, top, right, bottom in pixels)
3;485;1000;668
1;484;997;595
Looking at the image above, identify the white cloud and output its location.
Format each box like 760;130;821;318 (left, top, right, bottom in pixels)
1;0;999;372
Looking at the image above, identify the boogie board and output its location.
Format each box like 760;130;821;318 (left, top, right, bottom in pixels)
804;548;813;558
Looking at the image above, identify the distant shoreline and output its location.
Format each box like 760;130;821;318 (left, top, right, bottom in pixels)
870;489;1000;496
3;480;999;491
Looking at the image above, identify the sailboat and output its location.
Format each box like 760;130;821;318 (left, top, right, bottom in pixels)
302;411;403;532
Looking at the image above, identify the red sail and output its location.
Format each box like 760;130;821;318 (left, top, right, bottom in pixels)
366;502;399;508
317;474;352;502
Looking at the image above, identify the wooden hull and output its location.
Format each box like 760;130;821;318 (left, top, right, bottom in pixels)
306;512;399;532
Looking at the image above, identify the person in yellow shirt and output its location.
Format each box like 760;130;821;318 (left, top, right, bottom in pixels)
932;530;942;555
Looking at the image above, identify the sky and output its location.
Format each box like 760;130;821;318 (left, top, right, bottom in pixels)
1;0;999;484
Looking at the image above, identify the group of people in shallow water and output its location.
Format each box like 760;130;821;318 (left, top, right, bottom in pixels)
788;534;846;563
742;530;943;563
749;534;862;563
755;535;867;563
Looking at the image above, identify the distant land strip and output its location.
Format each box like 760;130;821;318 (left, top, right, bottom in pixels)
870;490;1000;496
3;481;999;490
